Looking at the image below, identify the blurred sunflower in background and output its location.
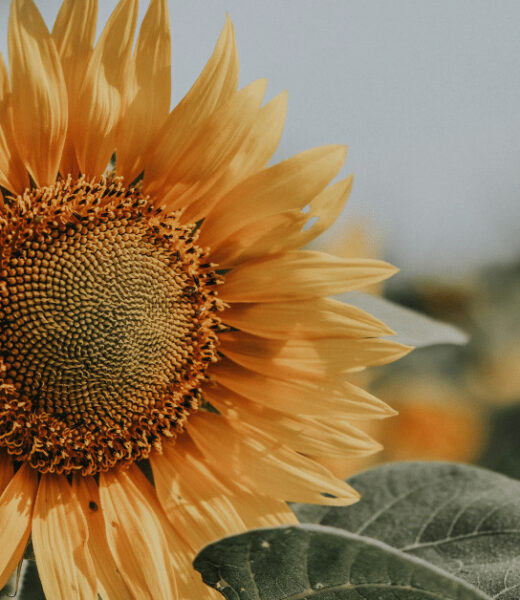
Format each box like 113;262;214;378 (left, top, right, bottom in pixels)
313;222;487;480
316;218;520;484
0;0;411;597
387;262;520;479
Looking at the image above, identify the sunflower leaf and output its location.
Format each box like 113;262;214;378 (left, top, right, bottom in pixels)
18;560;45;600
193;523;489;599
338;291;469;346
0;560;44;600
293;461;520;599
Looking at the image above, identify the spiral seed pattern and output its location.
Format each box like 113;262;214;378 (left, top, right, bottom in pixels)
0;177;223;474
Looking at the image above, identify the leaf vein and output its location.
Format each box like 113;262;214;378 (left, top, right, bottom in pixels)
354;480;436;535
402;529;520;552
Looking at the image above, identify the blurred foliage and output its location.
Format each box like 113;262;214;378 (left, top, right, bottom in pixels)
317;224;520;480
383;260;520;479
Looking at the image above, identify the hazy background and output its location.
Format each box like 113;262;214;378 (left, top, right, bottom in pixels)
1;0;519;278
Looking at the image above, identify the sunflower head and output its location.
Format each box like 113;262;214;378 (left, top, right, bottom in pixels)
0;1;411;598
0;176;223;474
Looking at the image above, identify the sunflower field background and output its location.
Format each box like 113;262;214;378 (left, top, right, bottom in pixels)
1;1;520;599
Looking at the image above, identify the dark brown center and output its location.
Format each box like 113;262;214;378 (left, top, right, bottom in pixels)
0;177;222;474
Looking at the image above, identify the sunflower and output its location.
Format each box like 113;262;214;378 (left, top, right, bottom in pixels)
0;0;410;598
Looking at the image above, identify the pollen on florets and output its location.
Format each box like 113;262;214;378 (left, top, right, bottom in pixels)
0;176;224;475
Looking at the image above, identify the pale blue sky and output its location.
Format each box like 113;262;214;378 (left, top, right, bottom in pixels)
1;1;519;278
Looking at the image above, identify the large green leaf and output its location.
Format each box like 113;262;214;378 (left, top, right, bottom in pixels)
293;462;520;599
194;524;488;599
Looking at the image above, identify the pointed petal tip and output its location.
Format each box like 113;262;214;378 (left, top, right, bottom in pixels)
385;261;399;273
330;144;348;162
264;89;288;121
240;77;268;99
337;486;361;504
312;143;348;160
318;490;360;507
223;13;237;41
351;440;384;458
385;324;398;336
257;76;268;90
394;343;414;359
369;401;399;419
277;88;289;105
374;261;400;280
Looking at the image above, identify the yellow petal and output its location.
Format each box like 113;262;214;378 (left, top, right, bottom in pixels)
210;209;308;267
219;331;411;380
0;464;38;589
179;89;288;224
74;0;138;176
146;78;267;206
152;435;297;554
223;297;394;340
0;53;29;193
228;88;287;177
32;474;97;600
52;0;98;176
99;465;178;600
51;0;97;65
199;145;347;250
296;175;354;246
116;0;171;183
219;250;397;302
8;0;68;186
213;176;353;266
151;437;250;551
144;16;238;187
204;383;382;457
229;491;298;530
164;523;223;600
0;452;13;496
211;358;397;419
72;476;131;600
187;412;360;505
